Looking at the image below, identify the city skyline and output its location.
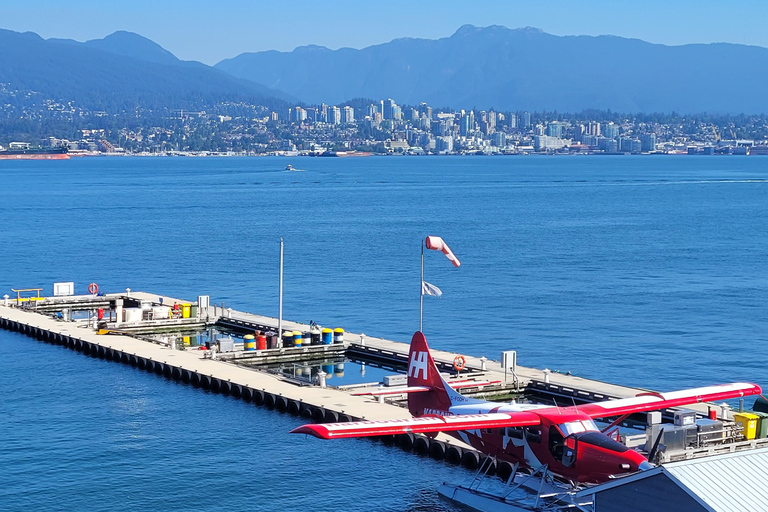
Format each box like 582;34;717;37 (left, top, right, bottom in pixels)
2;0;768;65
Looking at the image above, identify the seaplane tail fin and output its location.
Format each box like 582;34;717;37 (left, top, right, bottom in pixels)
407;331;476;417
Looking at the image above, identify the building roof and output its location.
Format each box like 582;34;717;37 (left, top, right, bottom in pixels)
578;447;768;512
663;447;768;512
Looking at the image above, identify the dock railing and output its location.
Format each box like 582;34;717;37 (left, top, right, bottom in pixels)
10;288;44;305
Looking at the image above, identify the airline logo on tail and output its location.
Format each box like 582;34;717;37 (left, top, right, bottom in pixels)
409;351;429;380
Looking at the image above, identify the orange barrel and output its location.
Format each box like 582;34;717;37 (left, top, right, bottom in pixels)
97;308;104;320
292;331;303;347
257;334;267;350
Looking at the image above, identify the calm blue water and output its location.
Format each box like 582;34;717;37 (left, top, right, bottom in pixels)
1;156;767;510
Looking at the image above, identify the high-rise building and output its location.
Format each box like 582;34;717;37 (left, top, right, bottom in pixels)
436;136;453;153
367;104;378;117
520;111;532;129
460;110;475;136
491;132;506;147
641;133;657;152
507;113;517;129
383;99;396;120
546;122;563;138
603;123;619;138
327;106;341;125
588;121;601;136
289;106;307;123
572;124;585;142
341;106;355;124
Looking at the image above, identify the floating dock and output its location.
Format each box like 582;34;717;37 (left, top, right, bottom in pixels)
2;289;765;476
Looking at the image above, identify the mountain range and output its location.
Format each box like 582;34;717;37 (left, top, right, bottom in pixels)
0;29;291;111
217;25;768;114
2;25;768;114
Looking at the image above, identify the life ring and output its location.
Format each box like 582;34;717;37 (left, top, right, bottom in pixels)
453;355;466;371
88;282;99;294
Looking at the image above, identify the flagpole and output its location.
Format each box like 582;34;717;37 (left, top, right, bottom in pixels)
278;237;284;348
420;240;424;332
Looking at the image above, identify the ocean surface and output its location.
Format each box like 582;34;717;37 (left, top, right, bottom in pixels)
1;155;767;511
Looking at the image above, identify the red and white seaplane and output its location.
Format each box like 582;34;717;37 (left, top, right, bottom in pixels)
292;331;762;484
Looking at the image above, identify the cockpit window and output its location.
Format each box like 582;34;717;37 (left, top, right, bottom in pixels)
557;420;599;436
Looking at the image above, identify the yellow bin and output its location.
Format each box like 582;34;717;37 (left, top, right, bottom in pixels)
182;303;191;319
734;412;759;440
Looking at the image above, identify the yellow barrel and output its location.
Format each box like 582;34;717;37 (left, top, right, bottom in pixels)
282;332;293;347
183;336;190;346
182;303;191;318
243;334;255;351
333;328;344;344
734;412;759;440
292;330;303;347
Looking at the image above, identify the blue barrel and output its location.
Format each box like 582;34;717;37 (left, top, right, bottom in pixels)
292;331;303;347
333;328;344;344
323;364;335;377
243;334;255;351
322;328;333;345
334;363;345;378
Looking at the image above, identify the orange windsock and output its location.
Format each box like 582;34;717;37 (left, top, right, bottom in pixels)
425;236;461;267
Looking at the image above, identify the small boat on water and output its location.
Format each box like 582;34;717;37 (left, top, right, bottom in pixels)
285;164;293;170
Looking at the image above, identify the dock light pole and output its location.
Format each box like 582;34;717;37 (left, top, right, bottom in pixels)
278;237;284;349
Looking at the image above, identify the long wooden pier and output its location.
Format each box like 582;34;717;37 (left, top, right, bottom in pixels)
0;289;737;475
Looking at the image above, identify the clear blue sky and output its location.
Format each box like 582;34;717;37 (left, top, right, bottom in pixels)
2;0;766;64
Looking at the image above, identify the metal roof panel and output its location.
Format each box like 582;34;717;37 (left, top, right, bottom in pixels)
664;447;768;512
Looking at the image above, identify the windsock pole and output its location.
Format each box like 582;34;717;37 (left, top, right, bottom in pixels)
420;241;424;332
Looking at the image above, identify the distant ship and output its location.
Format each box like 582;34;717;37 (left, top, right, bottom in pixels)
314;151;371;157
0;146;69;160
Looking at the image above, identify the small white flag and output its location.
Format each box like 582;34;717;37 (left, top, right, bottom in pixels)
421;281;442;297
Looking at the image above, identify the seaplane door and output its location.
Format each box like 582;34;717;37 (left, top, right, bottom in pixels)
549;426;577;468
561;436;577;468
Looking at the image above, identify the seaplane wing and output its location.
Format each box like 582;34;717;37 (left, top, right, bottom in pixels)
576;382;762;419
291;411;541;439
